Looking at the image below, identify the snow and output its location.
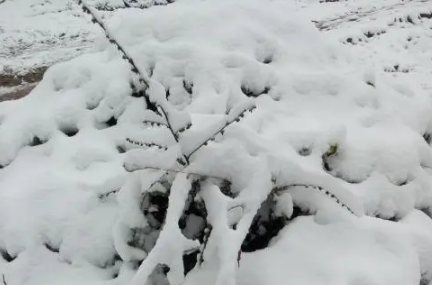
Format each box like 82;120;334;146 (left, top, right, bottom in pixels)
2;0;432;284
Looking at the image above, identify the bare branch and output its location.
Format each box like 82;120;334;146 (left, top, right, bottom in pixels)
175;122;192;136
142;120;168;128
95;0;176;10
76;0;191;166
273;183;355;215
186;105;256;159
2;274;7;285
98;189;120;200
159;107;190;165
126;137;169;151
122;0;131;8
126;165;226;181
75;0;159;113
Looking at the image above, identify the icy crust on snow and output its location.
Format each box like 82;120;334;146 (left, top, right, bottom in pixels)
2;0;432;284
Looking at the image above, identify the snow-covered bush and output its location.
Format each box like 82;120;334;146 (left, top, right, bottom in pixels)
2;1;432;285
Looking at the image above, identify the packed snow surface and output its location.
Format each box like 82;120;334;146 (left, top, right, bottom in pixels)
1;0;432;284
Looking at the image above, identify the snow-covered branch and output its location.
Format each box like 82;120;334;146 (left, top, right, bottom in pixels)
126;137;169;151
75;0;158;112
273;183;355;215
185;104;256;160
76;0;192;166
95;0;176;10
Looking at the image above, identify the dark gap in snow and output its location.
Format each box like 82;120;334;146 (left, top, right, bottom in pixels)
420;207;432;219
131;88;145;98
183;249;199;276
291;206;312;219
100;253;123;270
59;125;79;137
104;116;118;128
178;207;207;241
261;56;273;64
241;204;313;253
148;264;170;285
241;193;288;252
365;80;375;88
179;181;208;241
217;179;235;198
143;190;169;229
117;145;126;153
419;12;432;20
406;16;414;24
420;276;431;285
423;133;432;144
44;243;60;253
112;272;119;279
241;216;286;252
183;80;193;95
127;226;161;254
29;136;46;147
376;214;398;222
108;257;124;278
0;249;16;262
241;85;270;98
165;88;171;100
395;179;409;186
364;31;374;38
298;147;312;156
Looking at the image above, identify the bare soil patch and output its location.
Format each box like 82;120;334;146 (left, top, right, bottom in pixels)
0;66;47;103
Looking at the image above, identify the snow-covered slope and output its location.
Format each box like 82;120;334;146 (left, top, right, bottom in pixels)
1;0;432;285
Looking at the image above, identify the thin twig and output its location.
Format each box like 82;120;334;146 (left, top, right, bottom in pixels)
122;0;131;8
2;274;7;285
126;137;169;151
159;107;189;165
274;183;355;215
75;0;158;113
129;166;226;181
76;0;192;166
186;106;256;160
95;0;176;10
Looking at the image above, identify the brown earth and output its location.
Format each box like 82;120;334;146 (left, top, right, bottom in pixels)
0;66;47;103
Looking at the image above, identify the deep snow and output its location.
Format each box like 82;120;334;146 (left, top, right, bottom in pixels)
2;0;432;284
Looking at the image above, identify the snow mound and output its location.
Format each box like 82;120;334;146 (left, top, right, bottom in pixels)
1;0;432;284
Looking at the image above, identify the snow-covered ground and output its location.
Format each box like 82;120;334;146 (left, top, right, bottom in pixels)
1;0;432;284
